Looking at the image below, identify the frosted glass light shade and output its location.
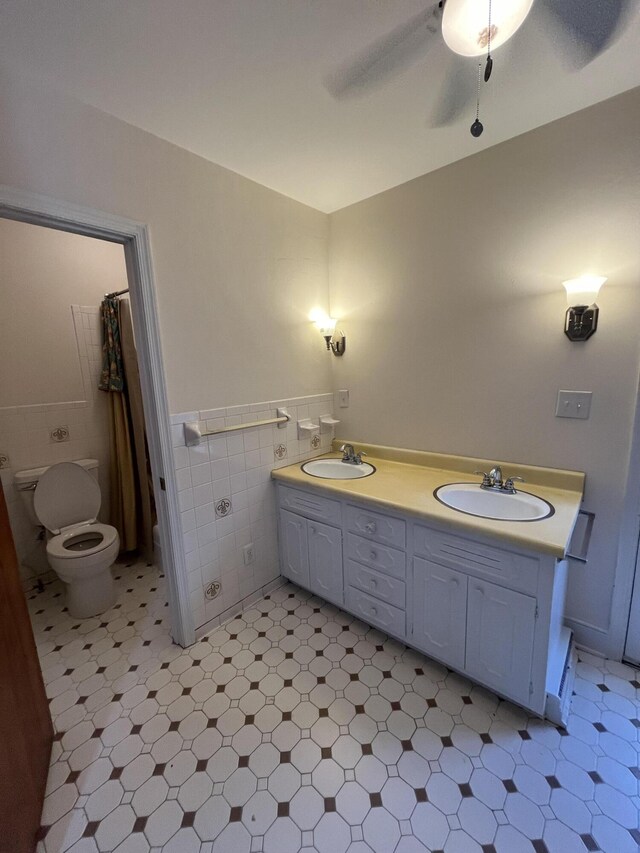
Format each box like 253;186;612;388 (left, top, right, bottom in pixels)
442;0;534;57
563;276;607;307
309;308;337;335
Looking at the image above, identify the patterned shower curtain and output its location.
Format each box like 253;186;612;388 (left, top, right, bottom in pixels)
99;296;155;559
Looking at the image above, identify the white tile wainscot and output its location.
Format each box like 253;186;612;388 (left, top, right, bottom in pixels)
0;305;111;580
276;482;575;721
171;393;338;632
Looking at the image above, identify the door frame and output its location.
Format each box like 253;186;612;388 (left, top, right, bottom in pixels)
613;369;640;662
0;184;195;647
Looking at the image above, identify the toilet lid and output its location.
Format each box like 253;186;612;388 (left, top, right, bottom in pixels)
33;462;101;534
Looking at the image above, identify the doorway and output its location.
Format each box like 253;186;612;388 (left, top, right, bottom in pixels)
0;185;193;647
626;556;640;664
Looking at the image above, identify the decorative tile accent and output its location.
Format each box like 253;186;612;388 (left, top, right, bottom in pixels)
274;444;287;461
49;425;71;443
29;566;640;853
0;452;9;469
214;497;232;518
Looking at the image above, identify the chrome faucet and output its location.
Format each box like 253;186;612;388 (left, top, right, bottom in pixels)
474;466;525;494
489;466;503;488
340;443;367;465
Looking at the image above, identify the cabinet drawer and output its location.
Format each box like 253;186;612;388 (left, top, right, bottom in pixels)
279;485;342;526
345;560;406;609
346;534;406;579
413;524;539;596
345;586;406;637
346;505;406;549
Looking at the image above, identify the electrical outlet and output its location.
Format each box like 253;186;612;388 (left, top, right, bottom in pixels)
338;389;349;408
243;543;255;566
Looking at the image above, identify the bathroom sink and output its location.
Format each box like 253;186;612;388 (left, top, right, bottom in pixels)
301;459;376;479
434;483;554;521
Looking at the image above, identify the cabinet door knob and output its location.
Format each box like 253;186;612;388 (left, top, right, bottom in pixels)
310;526;316;534
370;606;378;616
474;586;484;596
370;550;378;560
451;578;459;588
364;521;377;534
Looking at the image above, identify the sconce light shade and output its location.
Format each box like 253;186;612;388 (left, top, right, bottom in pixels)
310;310;345;356
563;276;606;342
442;0;534;57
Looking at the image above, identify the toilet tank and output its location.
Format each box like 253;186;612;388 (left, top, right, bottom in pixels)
14;459;99;525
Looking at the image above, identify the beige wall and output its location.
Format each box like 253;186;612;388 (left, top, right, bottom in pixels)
329;89;640;656
0;218;127;406
0;66;332;415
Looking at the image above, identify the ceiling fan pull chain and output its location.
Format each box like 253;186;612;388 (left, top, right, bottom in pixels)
484;0;493;81
470;62;484;137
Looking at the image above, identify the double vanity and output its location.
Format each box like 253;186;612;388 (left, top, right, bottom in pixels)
272;442;585;723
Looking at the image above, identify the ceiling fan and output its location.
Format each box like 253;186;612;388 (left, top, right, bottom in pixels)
324;0;635;136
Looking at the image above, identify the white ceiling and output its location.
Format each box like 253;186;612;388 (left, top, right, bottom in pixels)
1;0;639;212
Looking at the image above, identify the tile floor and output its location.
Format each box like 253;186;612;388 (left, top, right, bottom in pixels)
28;562;640;853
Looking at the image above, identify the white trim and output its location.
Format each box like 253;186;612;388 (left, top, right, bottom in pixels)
0;184;195;647
612;368;640;661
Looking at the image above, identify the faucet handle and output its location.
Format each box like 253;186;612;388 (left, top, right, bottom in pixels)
503;475;525;493
474;470;493;488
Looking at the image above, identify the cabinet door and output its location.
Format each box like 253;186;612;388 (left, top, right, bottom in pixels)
412;557;467;670
308;519;343;605
466;578;536;706
280;510;309;587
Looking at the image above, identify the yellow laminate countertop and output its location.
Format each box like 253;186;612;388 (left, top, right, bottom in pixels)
271;444;585;559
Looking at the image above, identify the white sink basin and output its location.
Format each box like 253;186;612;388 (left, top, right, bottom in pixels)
302;459;376;480
435;483;554;521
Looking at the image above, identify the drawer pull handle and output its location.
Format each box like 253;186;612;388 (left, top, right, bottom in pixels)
370;606;378;616
370;579;377;588
310;526;316;534
474;586;484;596
370;550;378;560
451;578;459;588
364;522;377;534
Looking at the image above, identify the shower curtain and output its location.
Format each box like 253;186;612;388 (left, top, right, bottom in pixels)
99;295;155;560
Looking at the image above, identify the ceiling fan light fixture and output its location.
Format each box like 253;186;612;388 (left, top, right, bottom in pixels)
442;0;535;57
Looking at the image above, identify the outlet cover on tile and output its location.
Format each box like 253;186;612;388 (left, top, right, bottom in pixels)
555;390;592;420
338;390;349;408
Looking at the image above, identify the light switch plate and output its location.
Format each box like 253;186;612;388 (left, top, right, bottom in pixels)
555;390;592;420
338;389;349;408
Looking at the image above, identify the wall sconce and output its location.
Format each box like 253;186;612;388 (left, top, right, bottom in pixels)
311;311;346;356
563;276;607;342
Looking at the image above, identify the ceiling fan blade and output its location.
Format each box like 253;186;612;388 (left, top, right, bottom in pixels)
430;56;476;127
540;0;635;68
324;4;442;100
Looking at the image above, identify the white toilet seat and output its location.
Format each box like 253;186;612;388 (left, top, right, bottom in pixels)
47;522;118;560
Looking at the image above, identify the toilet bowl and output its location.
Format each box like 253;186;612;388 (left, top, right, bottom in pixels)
16;460;120;618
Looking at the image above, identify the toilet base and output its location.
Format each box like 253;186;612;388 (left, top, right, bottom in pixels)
64;569;117;618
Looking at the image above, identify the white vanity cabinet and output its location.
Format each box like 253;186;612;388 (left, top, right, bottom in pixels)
276;482;571;719
412;559;467;672
279;487;343;606
465;578;537;707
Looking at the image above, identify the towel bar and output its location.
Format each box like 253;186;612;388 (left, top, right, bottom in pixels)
184;408;290;446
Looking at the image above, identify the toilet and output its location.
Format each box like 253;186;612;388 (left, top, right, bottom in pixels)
15;459;119;618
